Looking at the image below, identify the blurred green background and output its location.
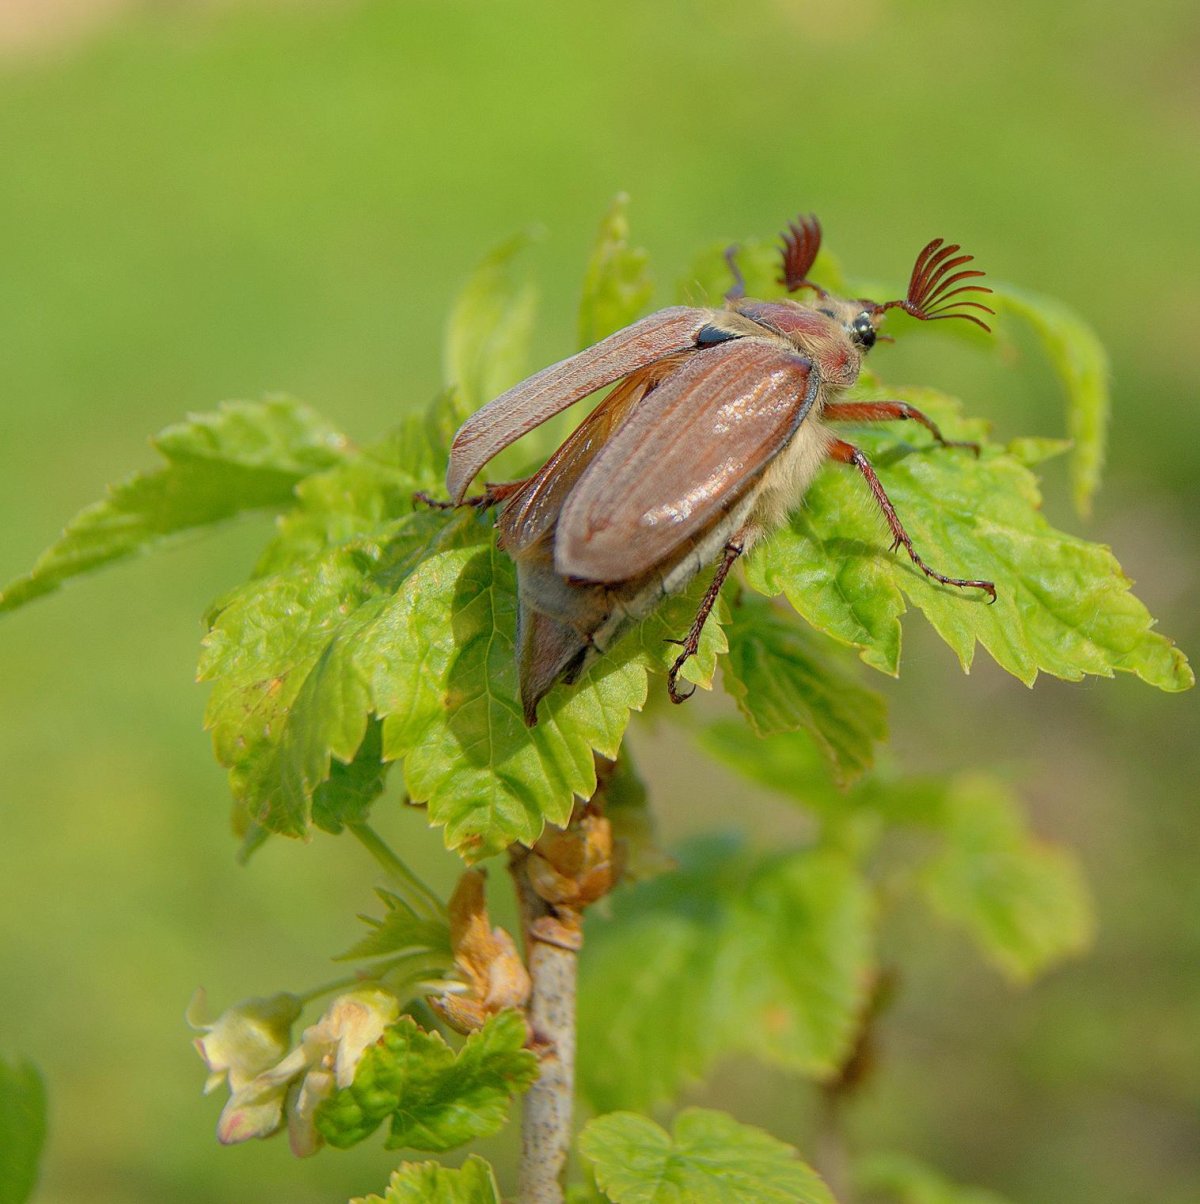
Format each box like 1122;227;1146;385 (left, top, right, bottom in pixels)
0;1;1196;1201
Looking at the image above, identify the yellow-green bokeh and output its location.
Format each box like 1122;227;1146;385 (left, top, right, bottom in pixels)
0;2;1196;1201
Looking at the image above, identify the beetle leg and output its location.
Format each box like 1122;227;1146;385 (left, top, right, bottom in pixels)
723;244;747;302
828;439;996;602
666;536;746;703
413;478;530;511
823;401;980;456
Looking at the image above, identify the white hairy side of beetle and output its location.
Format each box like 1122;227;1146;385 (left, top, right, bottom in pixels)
747;407;835;540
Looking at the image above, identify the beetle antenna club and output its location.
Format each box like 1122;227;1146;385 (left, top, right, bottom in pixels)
874;237;996;331
778;214;825;295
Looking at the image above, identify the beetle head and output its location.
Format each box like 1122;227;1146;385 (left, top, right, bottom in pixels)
810;295;883;353
778;217;993;350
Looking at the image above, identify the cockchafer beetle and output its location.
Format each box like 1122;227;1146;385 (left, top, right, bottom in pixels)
430;216;996;725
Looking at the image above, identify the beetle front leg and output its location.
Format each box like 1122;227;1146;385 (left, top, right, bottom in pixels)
823;401;980;455
413;478;531;511
723;244;747;302
828;439;996;601
666;536;746;703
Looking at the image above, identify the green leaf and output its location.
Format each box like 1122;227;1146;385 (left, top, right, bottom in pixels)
200;498;456;836
723;594;888;785
728;850;876;1074
373;520;725;859
578;1108;836;1204
578;193;654;347
577;839;874;1112
422;388;471;487
201;550;387;836
699;720;841;802
697;724;1093;982
1004;435;1072;468
603;746;675;882
0;1057;47;1204
353;1155;502;1204
696;722;950;829
0;397;347;613
316;1010;537;1152
311;718;391;834
567;1182;610;1204
993;283;1110;517
745;384;1193;693
253;421;446;577
916;775;1093;982
376;530;635;856
337;888;452;962
856;1151;1014;1204
444;231;539;419
200;388;479;840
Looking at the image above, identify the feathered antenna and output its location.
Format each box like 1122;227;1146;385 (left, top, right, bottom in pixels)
778;214;824;295
874;238;995;331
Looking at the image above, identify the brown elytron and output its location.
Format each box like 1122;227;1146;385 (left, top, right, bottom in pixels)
442;216;996;725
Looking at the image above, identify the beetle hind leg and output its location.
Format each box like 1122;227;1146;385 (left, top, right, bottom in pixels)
666;537;746;704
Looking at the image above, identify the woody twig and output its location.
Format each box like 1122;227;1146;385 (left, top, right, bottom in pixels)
510;757;617;1204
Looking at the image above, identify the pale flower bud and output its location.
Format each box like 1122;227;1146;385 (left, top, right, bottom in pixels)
215;1076;290;1145
287;1068;335;1158
302;986;399;1085
205;985;400;1153
282;986;400;1156
187;987;302;1096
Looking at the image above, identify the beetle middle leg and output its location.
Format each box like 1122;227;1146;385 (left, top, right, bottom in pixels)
823;401;980;455
413;478;530;511
666;536;746;703
828;439;996;601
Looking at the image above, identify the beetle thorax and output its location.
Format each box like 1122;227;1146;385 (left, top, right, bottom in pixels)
732;298;863;390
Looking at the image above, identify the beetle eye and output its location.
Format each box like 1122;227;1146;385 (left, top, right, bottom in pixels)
852;312;877;350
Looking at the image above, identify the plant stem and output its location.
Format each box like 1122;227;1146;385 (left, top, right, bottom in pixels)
510;845;580;1204
378;948;457;998
815;1091;853;1204
812;966;896;1201
348;821;447;919
509;758;617;1203
295;973;365;1006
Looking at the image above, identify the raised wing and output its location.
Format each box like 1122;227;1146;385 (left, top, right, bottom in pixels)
555;338;817;582
446;306;713;502
496;355;689;556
